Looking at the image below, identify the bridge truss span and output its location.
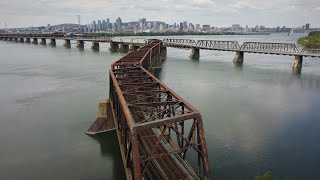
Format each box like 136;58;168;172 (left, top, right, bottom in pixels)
109;40;212;179
240;42;299;53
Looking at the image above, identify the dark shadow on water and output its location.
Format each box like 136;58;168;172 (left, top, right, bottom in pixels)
292;67;302;75
233;62;243;71
87;131;126;180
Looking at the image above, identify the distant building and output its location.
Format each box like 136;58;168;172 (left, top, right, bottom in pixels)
305;23;310;30
196;24;200;30
179;22;183;31
202;25;211;31
183;21;188;30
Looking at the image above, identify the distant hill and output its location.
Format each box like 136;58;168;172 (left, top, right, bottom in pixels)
298;31;320;49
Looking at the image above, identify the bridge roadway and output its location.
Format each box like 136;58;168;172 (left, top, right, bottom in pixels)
163;38;320;70
109;40;211;179
0;33;145;52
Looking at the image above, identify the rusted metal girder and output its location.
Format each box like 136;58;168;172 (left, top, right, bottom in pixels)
109;39;212;179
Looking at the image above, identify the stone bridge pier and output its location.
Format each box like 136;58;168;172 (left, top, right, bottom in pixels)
292;55;303;69
32;38;38;44
77;40;84;49
189;47;200;59
7;37;12;41
19;38;24;43
109;41;119;52
130;45;140;52
25;38;31;43
13;37;18;43
63;39;71;47
91;42;99;50
40;38;46;45
49;39;56;46
119;44;129;53
233;51;244;64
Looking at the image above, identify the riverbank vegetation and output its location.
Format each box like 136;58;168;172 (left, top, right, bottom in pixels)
298;31;320;49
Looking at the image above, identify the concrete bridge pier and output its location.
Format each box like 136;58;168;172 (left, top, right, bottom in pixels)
19;38;24;43
49;39;56;46
32;38;38;44
13;37;19;43
77;40;84;49
109;42;119;52
63;39;71;48
161;46;167;59
119;44;129;53
7;37;12;41
3;37;7;41
292;55;303;69
189;47;200;59
233;51;244;64
40;38;46;45
130;45;140;52
91;42;99;50
25;38;31;43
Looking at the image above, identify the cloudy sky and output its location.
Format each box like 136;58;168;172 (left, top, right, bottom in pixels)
0;0;319;28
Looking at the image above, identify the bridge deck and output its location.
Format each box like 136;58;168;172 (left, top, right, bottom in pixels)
109;40;211;179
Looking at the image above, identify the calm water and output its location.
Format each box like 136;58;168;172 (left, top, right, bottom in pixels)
0;34;320;179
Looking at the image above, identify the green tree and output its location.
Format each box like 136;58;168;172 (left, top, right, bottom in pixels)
255;170;272;180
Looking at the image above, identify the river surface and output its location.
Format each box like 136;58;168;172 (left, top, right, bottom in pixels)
0;34;320;179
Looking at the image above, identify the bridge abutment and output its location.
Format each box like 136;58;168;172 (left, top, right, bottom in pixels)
189;48;200;59
63;39;71;48
91;42;99;50
49;39;56;46
19;38;24;43
109;42;119;52
233;51;244;64
292;55;303;68
32;38;38;44
25;38;31;43
119;44;129;53
40;38;46;45
77;40;84;49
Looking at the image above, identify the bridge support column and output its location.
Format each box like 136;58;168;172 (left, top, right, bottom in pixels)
91;42;99;50
130;45;140;52
7;37;12;41
292;55;303;68
233;51;244;64
63;39;71;48
109;42;119;52
19;38;24;43
77;40;84;49
119;44;129;53
189;48;200;59
32;38;38;44
25;38;31;43
40;38;46;45
13;37;18;43
49;39;56;46
3;37;8;41
161;46;167;59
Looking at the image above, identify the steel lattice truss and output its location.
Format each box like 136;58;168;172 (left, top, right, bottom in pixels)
163;38;240;50
240;42;299;53
109;40;212;179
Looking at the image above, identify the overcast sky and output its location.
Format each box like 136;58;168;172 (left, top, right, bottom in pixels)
0;0;319;28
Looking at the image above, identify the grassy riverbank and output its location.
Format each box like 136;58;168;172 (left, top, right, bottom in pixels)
298;31;320;49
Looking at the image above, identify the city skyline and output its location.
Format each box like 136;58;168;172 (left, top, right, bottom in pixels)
0;0;320;28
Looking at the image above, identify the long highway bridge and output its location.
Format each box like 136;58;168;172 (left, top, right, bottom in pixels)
1;33;320;71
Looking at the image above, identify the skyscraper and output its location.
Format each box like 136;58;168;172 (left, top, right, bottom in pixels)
306;23;310;30
116;17;122;31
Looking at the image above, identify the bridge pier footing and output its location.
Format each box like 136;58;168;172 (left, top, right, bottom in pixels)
49;39;56;46
119;44;129;53
161;46;167;59
32;38;38;44
40;38;46;45
130;45;140;52
13;38;18;43
189;48;200;59
19;38;24;43
233;51;244;64
109;42;119;52
25;38;31;43
292;55;303;68
77;40;84;49
91;42;99;50
63;39;71;48
7;37;12;41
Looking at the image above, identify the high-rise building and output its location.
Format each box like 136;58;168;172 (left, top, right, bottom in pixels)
183;21;188;30
97;20;102;32
92;21;97;32
116;17;122;31
106;18;110;30
153;22;158;30
202;25;211;31
306;23;310;30
179;22;183;31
